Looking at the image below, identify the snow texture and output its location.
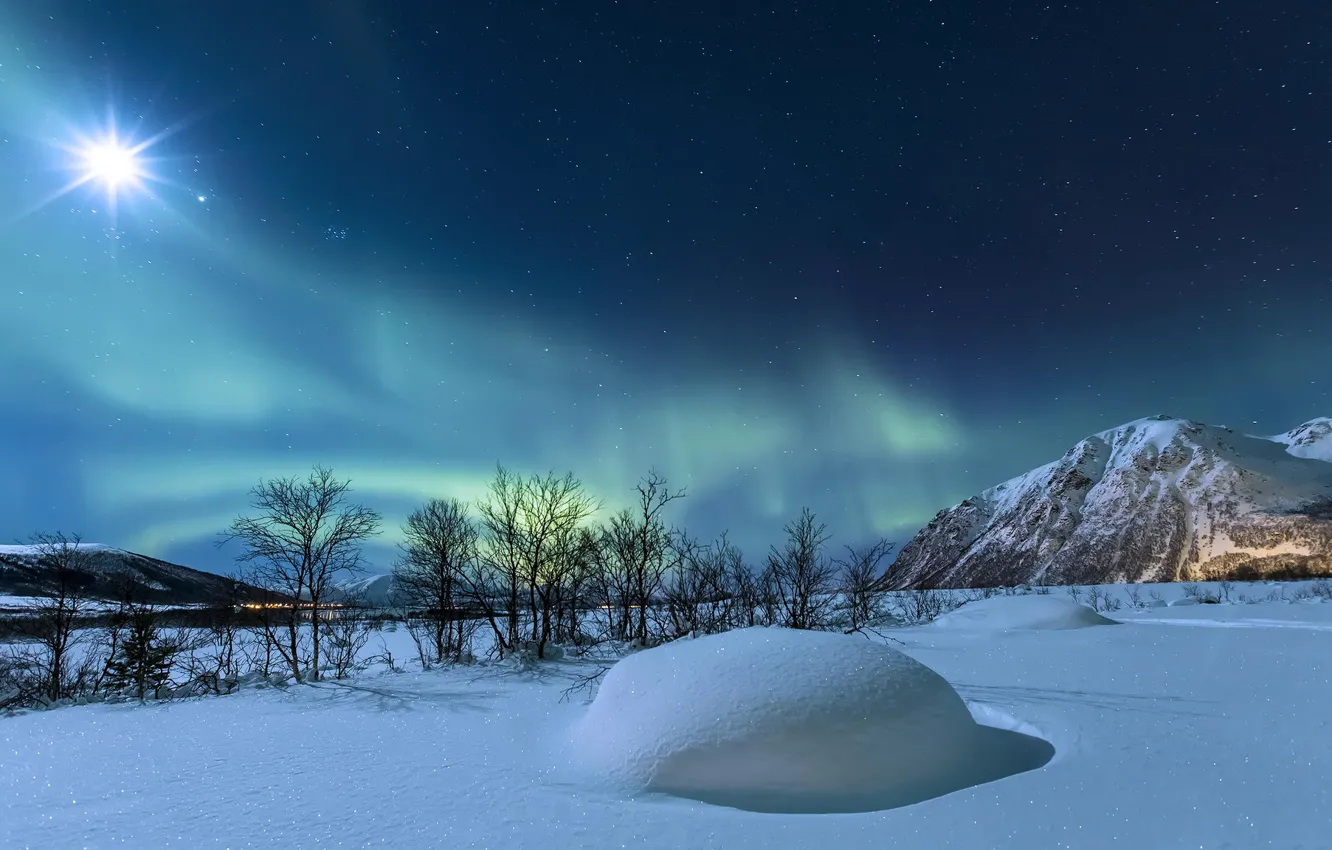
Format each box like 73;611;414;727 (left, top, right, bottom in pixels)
930;595;1117;630
5;585;1332;848
565;626;1052;813
1272;417;1332;462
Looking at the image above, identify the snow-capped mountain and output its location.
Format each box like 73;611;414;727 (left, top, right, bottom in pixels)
1272;417;1332;462
0;544;255;604
888;415;1332;588
333;573;398;608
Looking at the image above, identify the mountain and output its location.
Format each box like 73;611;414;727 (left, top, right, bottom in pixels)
1272;417;1332;462
889;415;1332;588
334;573;398;608
0;544;253;605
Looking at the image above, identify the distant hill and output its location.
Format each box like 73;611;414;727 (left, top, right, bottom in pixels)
888;415;1332;588
333;573;398;608
0;544;256;605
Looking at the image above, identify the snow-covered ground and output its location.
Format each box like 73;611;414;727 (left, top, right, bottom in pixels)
0;595;129;614
4;585;1332;849
0;595;210;613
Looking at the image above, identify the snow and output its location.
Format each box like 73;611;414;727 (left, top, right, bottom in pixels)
0;543;114;555
563;626;1051;813
894;414;1332;588
0;595;127;613
335;572;397;607
930;595;1117;630
1269;417;1332;462
4;585;1332;848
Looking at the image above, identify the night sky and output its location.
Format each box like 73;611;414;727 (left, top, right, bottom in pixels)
1;1;1328;573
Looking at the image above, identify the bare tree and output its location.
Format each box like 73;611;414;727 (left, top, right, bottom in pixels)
474;465;526;655
598;471;684;644
4;533;97;704
548;527;601;650
181;577;250;694
522;471;600;657
836;539;896;633
221;466;381;682
474;466;599;660
664;531;739;638
393;498;479;666
722;544;763;629
765;508;837;630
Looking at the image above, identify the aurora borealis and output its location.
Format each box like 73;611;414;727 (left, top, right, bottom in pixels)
1;1;1328;572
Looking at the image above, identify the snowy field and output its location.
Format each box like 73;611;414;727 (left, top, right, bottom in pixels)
4;581;1332;849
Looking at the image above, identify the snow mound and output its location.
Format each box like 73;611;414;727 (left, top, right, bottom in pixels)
566;627;1053;813
932;595;1117;630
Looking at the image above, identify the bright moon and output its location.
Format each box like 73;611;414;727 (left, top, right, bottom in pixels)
79;138;143;188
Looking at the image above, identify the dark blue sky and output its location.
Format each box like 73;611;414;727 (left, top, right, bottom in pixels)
1;0;1328;572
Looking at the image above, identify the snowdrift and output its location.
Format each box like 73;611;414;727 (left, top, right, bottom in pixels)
932;595;1117;631
566;627;1053;813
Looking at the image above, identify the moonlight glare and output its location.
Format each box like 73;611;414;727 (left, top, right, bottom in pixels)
77;134;146;190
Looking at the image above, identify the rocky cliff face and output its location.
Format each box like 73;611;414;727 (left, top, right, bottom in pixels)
889;415;1332;588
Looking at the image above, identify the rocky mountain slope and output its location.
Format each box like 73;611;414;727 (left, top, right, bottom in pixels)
1272;417;1332;462
333;573;397;608
889;415;1332;588
0;544;253;604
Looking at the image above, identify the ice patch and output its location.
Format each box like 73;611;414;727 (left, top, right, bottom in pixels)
565;627;1052;813
932;595;1117;630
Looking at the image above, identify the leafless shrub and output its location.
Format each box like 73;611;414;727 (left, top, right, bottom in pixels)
319;603;378;680
1082;588;1106;611
662;532;734;639
177;580;249;695
372;639;405;673
1125;584;1145;609
836;540;896;633
1286;585;1316;602
889;588;958;625
1084;586;1122;612
1183;583;1220;604
765;508;838;630
0;533;99;706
